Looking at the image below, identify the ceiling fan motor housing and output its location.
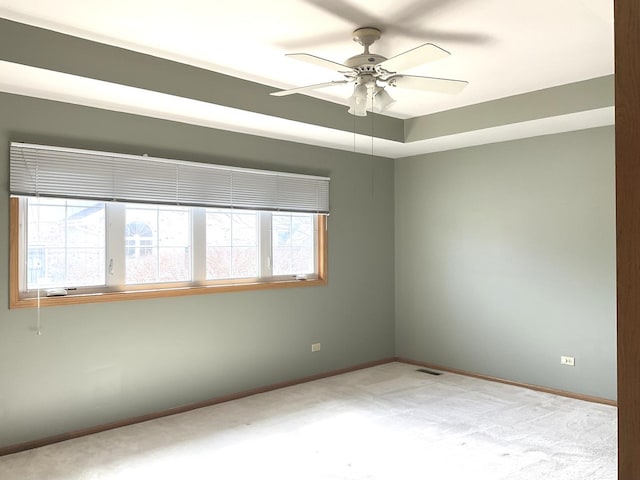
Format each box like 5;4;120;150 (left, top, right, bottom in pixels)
344;53;387;69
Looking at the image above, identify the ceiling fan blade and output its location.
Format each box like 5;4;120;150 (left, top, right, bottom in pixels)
296;0;490;48
286;53;350;72
304;0;379;27
390;0;466;25
379;43;450;73
387;26;492;45
388;75;468;94
277;31;347;50
270;80;350;97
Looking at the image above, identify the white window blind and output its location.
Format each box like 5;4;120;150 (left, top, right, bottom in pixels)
9;142;330;214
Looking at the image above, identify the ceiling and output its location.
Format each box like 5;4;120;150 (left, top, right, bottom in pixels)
0;0;615;157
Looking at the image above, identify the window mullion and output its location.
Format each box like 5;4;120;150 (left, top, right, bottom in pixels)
192;207;206;282
259;211;272;279
106;202;126;288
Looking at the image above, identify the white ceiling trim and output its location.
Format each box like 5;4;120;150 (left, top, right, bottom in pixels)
392;107;615;158
0;60;613;159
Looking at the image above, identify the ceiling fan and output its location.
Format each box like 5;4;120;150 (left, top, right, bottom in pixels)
270;27;468;116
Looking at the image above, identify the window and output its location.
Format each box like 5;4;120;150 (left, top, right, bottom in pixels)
124;203;191;284
206;209;259;280
25;197;106;289
272;213;316;276
9;143;328;308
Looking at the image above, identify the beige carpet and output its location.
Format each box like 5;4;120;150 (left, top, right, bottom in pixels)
0;362;617;479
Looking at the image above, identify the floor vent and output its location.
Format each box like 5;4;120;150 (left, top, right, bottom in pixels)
416;368;443;376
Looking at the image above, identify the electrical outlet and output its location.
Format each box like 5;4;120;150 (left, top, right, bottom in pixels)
311;343;321;352
560;355;575;366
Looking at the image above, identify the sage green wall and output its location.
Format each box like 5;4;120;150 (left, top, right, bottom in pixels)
395;126;616;400
0;93;395;448
395;127;616;399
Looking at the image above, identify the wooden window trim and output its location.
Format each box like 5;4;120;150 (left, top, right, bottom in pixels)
9;198;328;309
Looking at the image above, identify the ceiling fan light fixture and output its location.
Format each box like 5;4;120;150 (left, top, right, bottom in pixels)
347;107;367;116
354;82;369;99
347;99;368;116
348;83;369;116
372;87;396;112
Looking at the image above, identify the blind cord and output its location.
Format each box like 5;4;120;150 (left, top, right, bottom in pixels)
353;108;356;153
35;193;42;336
36;283;42;335
370;95;375;197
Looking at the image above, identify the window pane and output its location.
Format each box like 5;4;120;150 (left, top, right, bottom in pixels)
125;204;191;284
27;198;105;289
272;213;315;276
206;209;258;279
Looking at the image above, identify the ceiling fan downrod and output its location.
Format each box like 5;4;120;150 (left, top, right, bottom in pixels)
346;27;387;68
